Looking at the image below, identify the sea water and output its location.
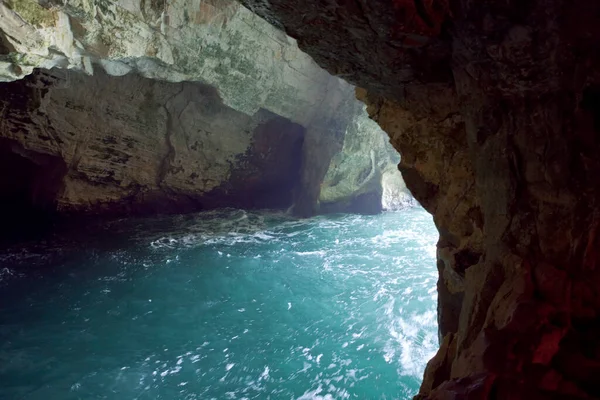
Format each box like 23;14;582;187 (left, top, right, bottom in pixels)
0;208;438;399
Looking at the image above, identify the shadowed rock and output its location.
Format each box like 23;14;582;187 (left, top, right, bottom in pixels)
240;0;600;398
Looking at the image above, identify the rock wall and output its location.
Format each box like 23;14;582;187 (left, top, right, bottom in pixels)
0;0;329;118
320;99;412;214
239;0;600;399
0;0;410;218
0;68;305;216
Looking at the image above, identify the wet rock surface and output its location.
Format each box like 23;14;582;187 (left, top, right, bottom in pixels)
240;0;600;398
0;0;411;218
0;69;306;216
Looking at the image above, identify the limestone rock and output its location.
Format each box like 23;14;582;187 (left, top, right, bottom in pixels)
0;0;330;119
240;0;600;398
319;98;411;214
0;0;413;218
381;169;417;211
0;68;305;218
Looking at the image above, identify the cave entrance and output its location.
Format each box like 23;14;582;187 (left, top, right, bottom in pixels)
0;139;67;239
198;109;305;211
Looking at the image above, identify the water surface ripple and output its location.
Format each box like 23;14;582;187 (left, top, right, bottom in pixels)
0;208;438;399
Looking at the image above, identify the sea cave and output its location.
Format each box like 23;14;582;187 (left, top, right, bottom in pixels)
1;0;599;399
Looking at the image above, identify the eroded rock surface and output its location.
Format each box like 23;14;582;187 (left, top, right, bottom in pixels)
0;0;410;218
240;0;600;399
320;97;413;215
0;68;307;215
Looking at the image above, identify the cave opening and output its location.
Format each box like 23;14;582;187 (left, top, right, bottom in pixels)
201;110;306;211
3;0;600;397
0;70;438;398
0;138;66;240
0;1;439;399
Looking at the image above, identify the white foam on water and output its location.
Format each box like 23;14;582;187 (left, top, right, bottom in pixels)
296;385;334;400
258;366;270;381
295;250;327;256
1;207;439;399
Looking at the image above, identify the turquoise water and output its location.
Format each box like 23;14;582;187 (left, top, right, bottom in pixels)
0;208;438;400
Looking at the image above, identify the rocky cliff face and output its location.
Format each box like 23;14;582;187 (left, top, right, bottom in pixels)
320;100;414;214
0;68;306;217
0;0;409;219
240;0;600;399
4;0;598;398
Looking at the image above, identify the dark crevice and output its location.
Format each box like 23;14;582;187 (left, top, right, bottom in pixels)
413;0;435;28
203;112;306;210
454;249;481;276
0;31;16;54
0;138;67;241
581;85;600;133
